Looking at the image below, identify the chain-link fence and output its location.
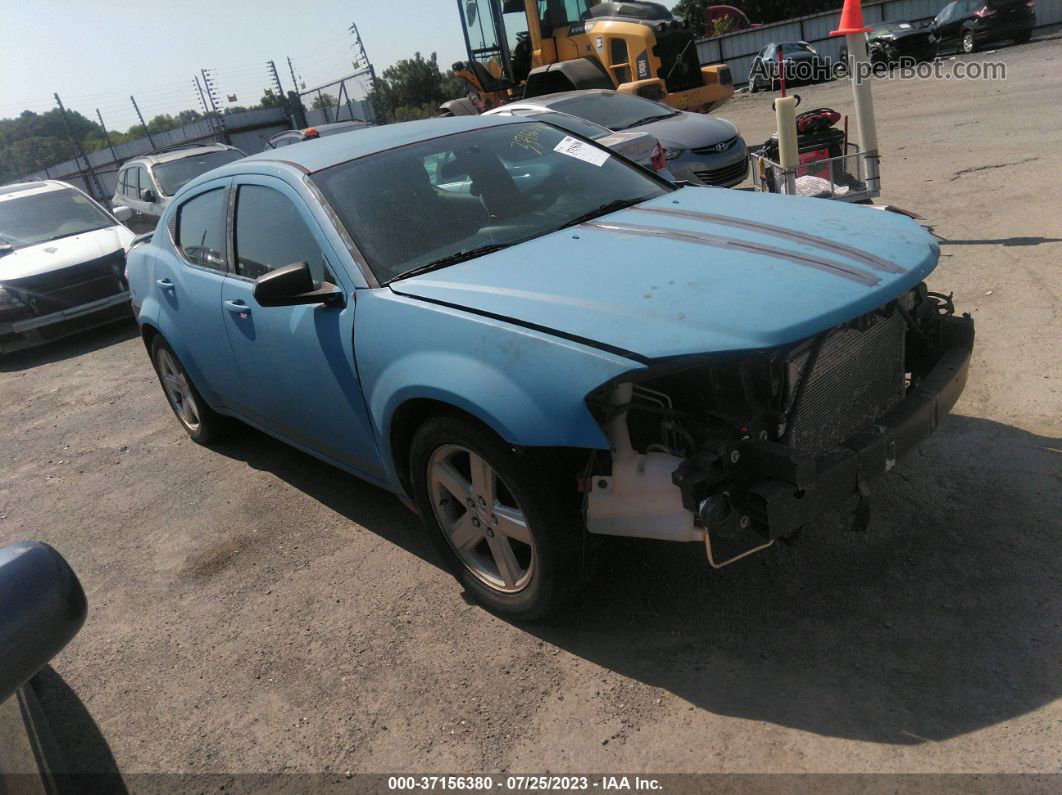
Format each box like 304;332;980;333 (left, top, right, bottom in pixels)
297;72;375;127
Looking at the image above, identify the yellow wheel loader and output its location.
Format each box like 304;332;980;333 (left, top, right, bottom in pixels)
454;0;734;114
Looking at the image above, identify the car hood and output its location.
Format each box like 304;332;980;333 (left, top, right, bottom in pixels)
0;225;134;281
634;112;739;150
390;188;938;362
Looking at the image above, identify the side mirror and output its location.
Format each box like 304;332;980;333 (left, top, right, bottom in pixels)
141;188;157;203
113;206;133;223
0;542;87;704
252;261;344;308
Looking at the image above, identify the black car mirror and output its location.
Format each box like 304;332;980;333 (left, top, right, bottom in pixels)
141;188;157;203
0;542;87;704
252;261;344;308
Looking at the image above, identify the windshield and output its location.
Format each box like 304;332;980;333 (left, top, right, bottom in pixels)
548;93;678;131
779;42;815;55
0;188;114;250
313;122;669;283
153;150;245;196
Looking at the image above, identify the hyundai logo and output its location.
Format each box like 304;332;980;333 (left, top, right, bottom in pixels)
715;140;731;152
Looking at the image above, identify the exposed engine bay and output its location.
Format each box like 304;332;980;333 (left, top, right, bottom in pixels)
584;283;974;566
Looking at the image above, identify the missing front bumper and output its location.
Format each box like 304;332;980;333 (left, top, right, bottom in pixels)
732;314;974;538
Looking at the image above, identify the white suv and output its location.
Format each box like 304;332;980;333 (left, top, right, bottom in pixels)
111;143;245;234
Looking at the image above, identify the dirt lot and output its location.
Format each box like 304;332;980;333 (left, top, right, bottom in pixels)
1;34;1060;780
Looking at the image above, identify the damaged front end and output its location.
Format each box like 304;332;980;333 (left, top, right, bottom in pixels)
584;284;974;567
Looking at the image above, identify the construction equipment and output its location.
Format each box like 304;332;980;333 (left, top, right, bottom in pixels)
454;1;734;113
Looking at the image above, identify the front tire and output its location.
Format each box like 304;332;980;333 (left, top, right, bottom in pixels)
409;414;584;620
962;30;978;54
150;336;228;445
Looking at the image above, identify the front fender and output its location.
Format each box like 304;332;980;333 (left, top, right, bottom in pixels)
356;290;644;487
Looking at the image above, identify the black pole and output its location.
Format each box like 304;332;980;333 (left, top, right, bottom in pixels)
96;108;119;164
200;69;229;144
55;93;105;198
130;95;156;149
287;57;300;92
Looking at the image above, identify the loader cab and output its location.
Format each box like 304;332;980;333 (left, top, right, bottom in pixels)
456;0;734;114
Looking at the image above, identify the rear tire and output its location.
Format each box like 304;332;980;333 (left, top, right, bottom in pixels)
409;414;585;621
1014;30;1032;45
150;336;228;445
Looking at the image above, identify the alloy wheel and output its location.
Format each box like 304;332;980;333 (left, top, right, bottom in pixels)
157;348;201;432
427;444;535;593
963;32;975;53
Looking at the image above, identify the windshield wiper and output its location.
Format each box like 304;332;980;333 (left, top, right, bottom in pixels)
388;243;512;283
560;197;651;230
616;114;676;130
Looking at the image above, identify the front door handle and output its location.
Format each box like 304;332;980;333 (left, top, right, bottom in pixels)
156;278;175;292
224;300;251;317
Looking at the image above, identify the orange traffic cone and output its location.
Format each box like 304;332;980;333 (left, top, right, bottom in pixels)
830;0;872;36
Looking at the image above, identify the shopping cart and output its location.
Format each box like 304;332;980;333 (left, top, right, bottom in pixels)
749;144;881;203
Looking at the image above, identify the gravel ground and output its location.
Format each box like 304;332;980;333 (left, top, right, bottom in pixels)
1;34;1060;781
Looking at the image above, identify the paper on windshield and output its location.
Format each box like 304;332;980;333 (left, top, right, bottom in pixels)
554;136;610;167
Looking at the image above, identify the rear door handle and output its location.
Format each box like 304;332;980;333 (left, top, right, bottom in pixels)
156;278;175;292
224;300;251;316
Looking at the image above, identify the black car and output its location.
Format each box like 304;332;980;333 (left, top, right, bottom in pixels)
748;42;830;92
868;20;940;63
267;120;373;149
931;0;1036;54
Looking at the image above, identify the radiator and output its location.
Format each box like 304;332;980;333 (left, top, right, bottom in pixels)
785;305;908;455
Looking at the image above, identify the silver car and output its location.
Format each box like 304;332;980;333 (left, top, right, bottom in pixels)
482;107;676;181
488;89;748;187
111;143;245;234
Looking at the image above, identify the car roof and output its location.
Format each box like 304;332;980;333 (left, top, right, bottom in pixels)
238;115;525;174
0;179;79;202
124;143;240;167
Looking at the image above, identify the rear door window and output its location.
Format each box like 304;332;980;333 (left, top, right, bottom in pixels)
175;188;227;270
232;185;331;282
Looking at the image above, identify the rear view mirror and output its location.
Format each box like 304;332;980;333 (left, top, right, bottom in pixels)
113;206;133;223
465;0;478;26
0;542;87;704
140;188;157;203
252;261;344;308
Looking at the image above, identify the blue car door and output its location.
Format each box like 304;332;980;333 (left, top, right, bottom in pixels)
151;178;244;408
218;175;383;480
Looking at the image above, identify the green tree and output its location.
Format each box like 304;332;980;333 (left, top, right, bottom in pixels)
371;51;460;121
259;89;288;109
311;93;337;110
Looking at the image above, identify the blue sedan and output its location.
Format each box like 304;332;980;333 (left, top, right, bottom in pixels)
127;116;973;619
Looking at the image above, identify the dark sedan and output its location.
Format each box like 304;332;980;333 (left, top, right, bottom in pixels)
931;0;1036;54
748;42;831;92
840;21;940;67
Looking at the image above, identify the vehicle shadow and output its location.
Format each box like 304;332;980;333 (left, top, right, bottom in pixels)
939;236;1062;247
210;414;1060;745
210;424;439;568
30;665;128;793
528;414;1062;744
0;318;138;373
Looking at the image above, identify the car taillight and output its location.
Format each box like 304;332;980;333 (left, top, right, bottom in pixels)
974;6;996;17
1026;0;1035;6
651;143;667;171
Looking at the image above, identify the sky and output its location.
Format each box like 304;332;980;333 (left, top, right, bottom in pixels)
0;0;471;130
